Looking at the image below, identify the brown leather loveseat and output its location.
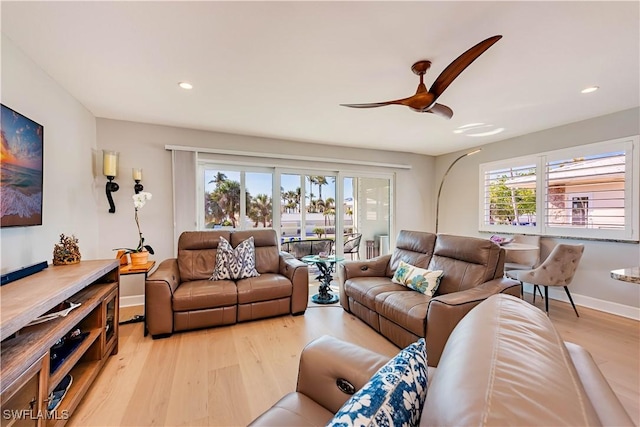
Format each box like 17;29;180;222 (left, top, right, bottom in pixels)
250;294;633;426
145;229;308;338
338;230;520;365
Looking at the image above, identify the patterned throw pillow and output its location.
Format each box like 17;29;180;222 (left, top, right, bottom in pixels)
328;338;428;427
211;236;260;280
391;260;413;285
404;266;443;297
391;260;443;297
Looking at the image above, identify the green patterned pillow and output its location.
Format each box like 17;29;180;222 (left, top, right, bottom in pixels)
391;260;413;285
405;265;443;296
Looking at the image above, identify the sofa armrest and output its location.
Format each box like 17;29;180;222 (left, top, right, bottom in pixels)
564;341;634;426
145;258;181;336
296;335;390;414
337;255;391;310
425;277;521;367
279;252;309;314
338;254;392;281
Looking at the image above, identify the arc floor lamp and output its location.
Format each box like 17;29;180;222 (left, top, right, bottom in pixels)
435;148;482;233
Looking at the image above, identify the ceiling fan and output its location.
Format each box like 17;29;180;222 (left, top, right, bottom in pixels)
340;35;502;119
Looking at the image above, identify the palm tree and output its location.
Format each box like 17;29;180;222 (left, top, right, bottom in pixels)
215;180;241;227
316;176;328;201
307;176;318;207
250;194;272;227
208;172;227;188
323;197;335;226
204;193;225;226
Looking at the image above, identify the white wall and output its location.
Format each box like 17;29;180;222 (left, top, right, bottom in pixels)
96;118;434;268
0;35;99;273
435;108;640;319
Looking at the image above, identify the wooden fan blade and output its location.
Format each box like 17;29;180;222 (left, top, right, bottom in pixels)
429;35;502;99
426;103;453;119
340;101;397;108
342;91;437;111
340;94;418;109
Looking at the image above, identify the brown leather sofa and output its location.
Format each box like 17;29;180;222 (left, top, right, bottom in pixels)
145;229;308;337
250;294;634;426
338;230;520;366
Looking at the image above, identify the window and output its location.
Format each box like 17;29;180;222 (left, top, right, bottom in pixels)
480;136;639;241
201;167;274;230
197;162;395;251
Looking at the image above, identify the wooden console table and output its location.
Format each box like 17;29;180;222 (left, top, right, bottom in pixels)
0;260;120;427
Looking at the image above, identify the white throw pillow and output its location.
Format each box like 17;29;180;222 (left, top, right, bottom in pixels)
392;260;443;296
404;265;443;296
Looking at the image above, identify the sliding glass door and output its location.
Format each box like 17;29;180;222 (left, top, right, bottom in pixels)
339;176;391;258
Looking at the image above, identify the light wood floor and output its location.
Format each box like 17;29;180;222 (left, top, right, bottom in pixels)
71;291;639;427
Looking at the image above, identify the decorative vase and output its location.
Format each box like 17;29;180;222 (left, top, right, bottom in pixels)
116;250;129;266
130;251;149;266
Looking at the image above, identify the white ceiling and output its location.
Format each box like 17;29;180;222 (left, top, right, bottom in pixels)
2;1;639;156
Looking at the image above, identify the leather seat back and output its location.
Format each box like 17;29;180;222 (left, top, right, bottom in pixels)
422;294;601;426
231;229;280;274
429;234;503;294
386;230;437;276
178;230;231;281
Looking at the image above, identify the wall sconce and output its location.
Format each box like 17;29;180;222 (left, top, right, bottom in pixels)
103;150;119;213
133;168;144;194
435;148;482;233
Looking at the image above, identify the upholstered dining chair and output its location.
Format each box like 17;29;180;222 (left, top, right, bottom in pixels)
506;243;584;317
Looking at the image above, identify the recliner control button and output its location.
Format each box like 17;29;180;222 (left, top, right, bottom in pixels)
336;378;356;394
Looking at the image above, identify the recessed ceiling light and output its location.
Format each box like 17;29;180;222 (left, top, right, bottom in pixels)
178;82;193;90
458;123;485;129
467;127;505;137
453;123;504;137
581;86;599;94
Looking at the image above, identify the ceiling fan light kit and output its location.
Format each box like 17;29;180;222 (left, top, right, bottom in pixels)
340;35;502;119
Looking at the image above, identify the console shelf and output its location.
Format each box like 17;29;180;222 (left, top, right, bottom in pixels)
1;260;119;427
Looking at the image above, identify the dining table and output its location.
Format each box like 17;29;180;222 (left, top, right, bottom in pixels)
500;242;539;252
610;266;640;284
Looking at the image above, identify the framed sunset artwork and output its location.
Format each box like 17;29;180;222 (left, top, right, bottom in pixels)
1;104;44;227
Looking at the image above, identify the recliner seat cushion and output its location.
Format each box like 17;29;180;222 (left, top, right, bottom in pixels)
344;277;405;311
237;273;292;304
374;291;430;337
172;279;237;312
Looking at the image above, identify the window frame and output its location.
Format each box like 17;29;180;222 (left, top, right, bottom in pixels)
479;136;639;241
196;160;396;249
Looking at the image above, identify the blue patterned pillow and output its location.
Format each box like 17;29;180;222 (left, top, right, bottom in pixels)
211;236;260;280
328;338;428;427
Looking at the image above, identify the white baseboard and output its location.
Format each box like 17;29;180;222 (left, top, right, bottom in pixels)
119;295;144;308
523;284;640;321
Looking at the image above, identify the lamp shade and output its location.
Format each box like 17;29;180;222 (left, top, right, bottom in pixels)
132;168;142;181
102;150;119;177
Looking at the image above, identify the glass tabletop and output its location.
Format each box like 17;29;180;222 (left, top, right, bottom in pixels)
301;255;344;263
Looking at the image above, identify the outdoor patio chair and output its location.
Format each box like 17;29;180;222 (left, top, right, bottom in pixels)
343;233;362;260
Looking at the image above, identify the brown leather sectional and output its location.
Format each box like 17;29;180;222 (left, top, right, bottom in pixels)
338;230;521;366
250;294;634;426
145;229;308;337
